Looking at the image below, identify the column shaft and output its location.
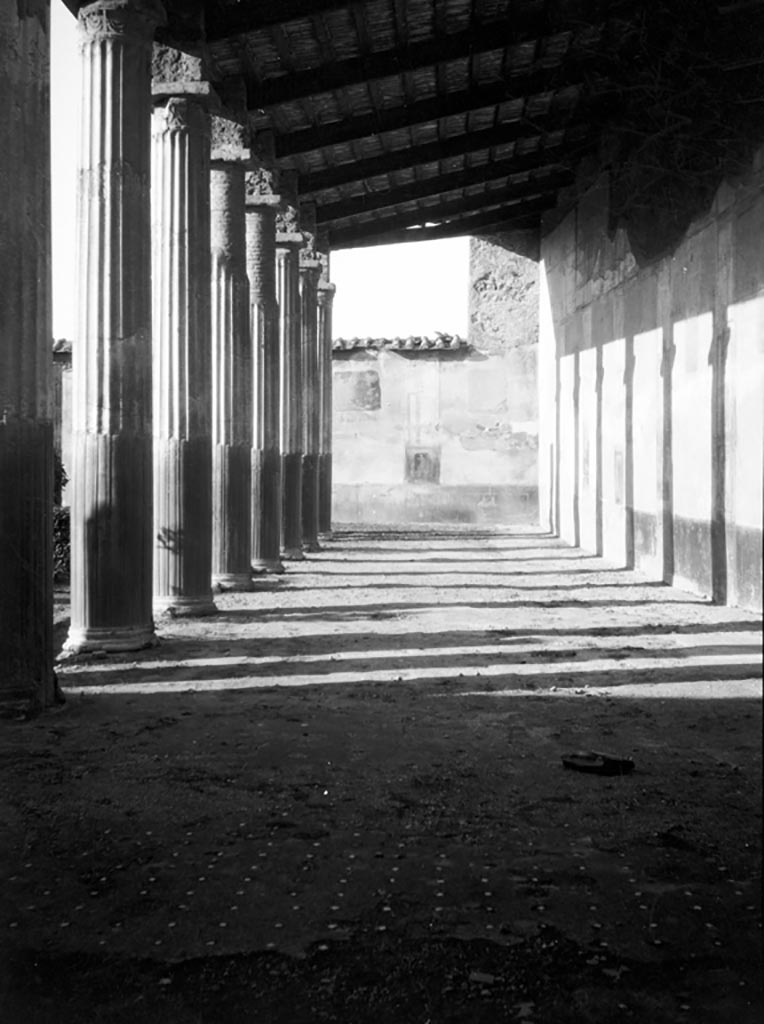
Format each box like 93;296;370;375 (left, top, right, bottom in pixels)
300;259;322;551
318;283;336;536
67;0;164;654
211;162;252;590
277;237;304;560
0;0;54;703
246;195;284;572
152;92;215;615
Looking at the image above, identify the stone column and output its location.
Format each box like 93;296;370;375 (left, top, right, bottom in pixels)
0;0;55;705
277;235;304;560
317;280;336;537
299;252;323;552
151;51;216;616
210;110;252;590
245;157;283;573
66;0;165;655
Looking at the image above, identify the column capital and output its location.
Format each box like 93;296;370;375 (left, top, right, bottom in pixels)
245;166;280;207
78;0;166;41
276;232;305;250
318;282;337;303
211;113;250;165
246;192;282;211
151;45;212;102
277;169;300;234
299;254;322;277
151;95;210;138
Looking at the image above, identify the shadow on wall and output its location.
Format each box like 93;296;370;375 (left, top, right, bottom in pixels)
538;159;764;611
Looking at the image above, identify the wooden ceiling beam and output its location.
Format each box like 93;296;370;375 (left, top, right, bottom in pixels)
325;193;553;245
329;207;542;249
273;64;591;157
296;112;588;194
205;0;351;38
240;15;603;106
316;164;572;223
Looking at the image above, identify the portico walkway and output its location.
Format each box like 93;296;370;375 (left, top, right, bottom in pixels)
2;526;762;1022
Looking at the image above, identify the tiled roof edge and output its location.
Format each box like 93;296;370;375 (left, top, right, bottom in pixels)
333;333;469;352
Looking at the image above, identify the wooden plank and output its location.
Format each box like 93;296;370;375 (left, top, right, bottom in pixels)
272;65;590;156
315;163;572;221
329;208;543;248
327;195;552;247
241;15;599;106
296;111;586;193
206;0;353;39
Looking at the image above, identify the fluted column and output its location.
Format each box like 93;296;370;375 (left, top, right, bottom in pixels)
0;0;55;704
210;116;252;590
151;54;216;616
246;168;283;573
66;0;165;655
277;235;304;560
318;281;336;537
300;254;322;552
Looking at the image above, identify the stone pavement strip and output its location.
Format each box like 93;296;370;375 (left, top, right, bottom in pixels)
1;526;762;1023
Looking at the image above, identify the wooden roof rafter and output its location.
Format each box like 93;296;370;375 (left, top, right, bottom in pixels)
136;1;650;250
324;190;553;240
329;205;544;249
230;13;607;107
316;163;573;223
296;109;592;194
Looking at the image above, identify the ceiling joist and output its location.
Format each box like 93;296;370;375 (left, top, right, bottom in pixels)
242;16;603;107
316;165;573;224
327;194;552;246
297;111;590;194
205;0;351;39
329;206;543;249
272;65;594;157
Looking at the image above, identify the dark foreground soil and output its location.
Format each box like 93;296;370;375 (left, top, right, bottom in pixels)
1;526;761;1023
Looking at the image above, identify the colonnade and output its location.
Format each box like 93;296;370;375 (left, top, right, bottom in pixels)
0;0;336;708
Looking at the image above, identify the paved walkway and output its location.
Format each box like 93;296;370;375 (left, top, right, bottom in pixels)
2;526;762;1023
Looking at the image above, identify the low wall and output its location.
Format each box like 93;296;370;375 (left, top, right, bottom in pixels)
332;344;538;526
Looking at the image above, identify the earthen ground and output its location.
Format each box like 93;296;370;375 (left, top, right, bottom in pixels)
1;525;762;1023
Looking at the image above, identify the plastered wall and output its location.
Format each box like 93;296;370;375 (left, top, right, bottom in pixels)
539;151;764;610
332;347;538;524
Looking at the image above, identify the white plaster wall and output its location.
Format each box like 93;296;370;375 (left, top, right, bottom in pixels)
332;345;539;523
727;296;764;531
578;342;598;552
558;350;577;543
631;325;662;574
601;335;627;565
537;259;557;532
539;148;764;608
671;313;714;522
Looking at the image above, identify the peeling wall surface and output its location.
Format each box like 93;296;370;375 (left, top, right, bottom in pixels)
538;151;764;611
334;241;539;525
332;346;538;525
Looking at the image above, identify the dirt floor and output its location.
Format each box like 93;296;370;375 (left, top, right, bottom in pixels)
1;525;762;1023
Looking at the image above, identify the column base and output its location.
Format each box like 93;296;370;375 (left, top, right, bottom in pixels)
63;623;157;655
153;595;217;618
303;540;322;553
251;557;285;574
212;572;254;592
281;546;305;561
318;530;334;541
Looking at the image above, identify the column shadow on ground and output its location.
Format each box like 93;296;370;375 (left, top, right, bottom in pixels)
288;580;671;593
59;639;762;690
211;597;708;622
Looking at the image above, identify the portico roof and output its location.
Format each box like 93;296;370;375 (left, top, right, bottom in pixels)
65;1;764;255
